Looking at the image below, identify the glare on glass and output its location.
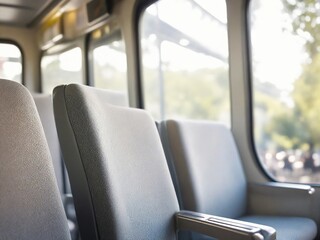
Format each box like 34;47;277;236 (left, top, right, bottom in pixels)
92;39;127;92
0;43;22;83
41;47;83;94
140;0;230;125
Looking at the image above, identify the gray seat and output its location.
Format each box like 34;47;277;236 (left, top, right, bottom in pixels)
33;93;78;240
160;119;317;240
33;94;65;194
53;84;276;240
0;79;71;240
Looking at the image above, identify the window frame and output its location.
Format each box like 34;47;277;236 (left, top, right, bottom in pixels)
246;0;278;182
135;0;158;109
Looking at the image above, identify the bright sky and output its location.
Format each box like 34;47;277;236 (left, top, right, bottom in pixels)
0;44;22;80
93;44;127;72
0;44;21;58
143;0;228;71
251;0;307;92
59;47;82;72
2;0;306;92
194;0;227;24
161;41;225;71
143;0;308;97
158;0;228;60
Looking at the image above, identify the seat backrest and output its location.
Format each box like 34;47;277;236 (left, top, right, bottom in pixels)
33;93;64;194
33;93;79;240
53;84;179;240
161;119;247;219
0;79;71;239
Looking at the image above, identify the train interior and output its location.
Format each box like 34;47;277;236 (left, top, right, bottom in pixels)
1;0;320;239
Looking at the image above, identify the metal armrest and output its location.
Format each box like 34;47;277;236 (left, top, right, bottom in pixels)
250;182;315;195
176;211;276;240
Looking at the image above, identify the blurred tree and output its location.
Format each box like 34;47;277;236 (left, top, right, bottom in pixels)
261;0;320;155
283;0;320;59
291;54;320;153
163;67;229;121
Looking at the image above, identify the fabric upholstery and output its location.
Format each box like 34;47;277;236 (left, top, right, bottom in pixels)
0;79;70;240
53;84;179;240
33;93;78;240
158;122;184;208
33;93;64;194
161;119;317;240
239;215;317;240
163;120;247;218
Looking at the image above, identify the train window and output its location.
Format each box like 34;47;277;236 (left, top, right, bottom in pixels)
41;47;83;94
140;0;230;124
90;29;127;93
250;0;320;183
0;43;22;83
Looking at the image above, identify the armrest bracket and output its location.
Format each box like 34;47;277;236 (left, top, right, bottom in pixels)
176;211;276;240
250;182;315;195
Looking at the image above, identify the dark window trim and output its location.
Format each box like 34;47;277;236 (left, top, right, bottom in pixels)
133;0;157;109
84;32;91;86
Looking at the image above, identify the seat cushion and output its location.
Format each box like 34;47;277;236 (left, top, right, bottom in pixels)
239;215;317;240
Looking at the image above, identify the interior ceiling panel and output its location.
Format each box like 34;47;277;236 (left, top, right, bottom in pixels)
0;0;64;27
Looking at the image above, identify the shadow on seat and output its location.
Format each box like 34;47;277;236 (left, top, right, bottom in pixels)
33;93;78;240
0;79;71;240
159;119;317;240
53;84;276;240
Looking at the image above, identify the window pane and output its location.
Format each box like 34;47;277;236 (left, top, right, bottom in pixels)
140;0;230;124
250;0;320;183
92;34;127;93
0;43;22;83
41;47;83;94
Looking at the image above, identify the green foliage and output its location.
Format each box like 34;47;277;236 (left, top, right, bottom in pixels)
283;0;320;58
266;109;304;150
258;0;320;153
263;50;320;152
143;66;230;122
163;68;229;120
263;55;320;152
292;54;320;147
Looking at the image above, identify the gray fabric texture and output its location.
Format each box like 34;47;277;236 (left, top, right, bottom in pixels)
159;121;184;209
33;93;78;240
164;119;247;218
0;79;71;240
33;93;64;194
54;84;179;240
239;215;317;240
